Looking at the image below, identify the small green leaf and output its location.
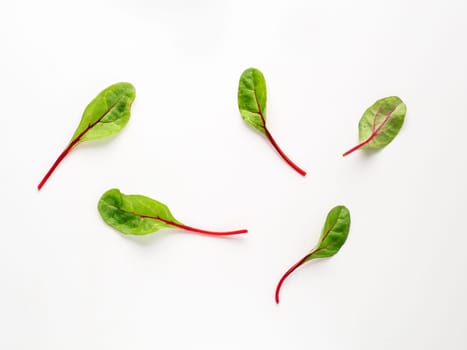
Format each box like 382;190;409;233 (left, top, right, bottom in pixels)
237;68;307;176
98;189;180;235
275;205;351;304
72;82;135;142
343;96;406;156
38;82;135;190
306;205;351;260
98;189;248;237
238;68;267;135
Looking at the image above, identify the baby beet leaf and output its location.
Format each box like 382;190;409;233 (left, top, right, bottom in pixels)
238;68;307;176
275;205;350;304
343;96;406;157
98;189;248;236
37;82;136;190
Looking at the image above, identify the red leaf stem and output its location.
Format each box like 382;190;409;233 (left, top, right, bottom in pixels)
37;137;81;190
142;216;248;236
265;128;307;176
275;253;311;304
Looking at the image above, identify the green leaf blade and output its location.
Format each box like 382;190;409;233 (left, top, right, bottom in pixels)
359;96;406;150
343;96;406;157
237;68;307;176
98;188;179;235
238;68;267;135
98;189;248;237
38;82;135;190
72;82;136;142
275;205;350;304
308;205;351;260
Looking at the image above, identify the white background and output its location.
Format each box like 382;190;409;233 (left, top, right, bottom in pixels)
1;0;466;349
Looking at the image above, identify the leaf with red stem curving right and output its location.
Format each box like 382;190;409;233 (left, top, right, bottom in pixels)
98;189;248;237
237;68;307;176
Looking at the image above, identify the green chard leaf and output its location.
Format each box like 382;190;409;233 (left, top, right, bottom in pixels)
343;96;406;157
275;205;350;304
38;82;136;190
238;68;307;176
98;189;248;236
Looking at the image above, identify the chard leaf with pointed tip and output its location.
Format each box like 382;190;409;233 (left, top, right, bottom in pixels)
238;68;307;176
98;189;248;236
275;205;350;304
37;82;136;190
343;96;406;157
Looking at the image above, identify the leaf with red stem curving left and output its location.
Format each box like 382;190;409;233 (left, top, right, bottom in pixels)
343;96;406;157
37;82;135;190
275;205;350;304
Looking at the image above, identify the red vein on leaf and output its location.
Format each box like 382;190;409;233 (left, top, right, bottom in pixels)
371;105;382;131
140;215;248;236
319;216;340;244
37;98;122;190
275;251;319;304
252;88;307;176
105;204;247;236
342;106;397;157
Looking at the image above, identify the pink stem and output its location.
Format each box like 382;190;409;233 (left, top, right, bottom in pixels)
144;216;248;236
37;140;78;190
37;98;122;190
37;120;96;190
169;222;247;236
342;139;371;157
275;254;310;304
265;128;307;176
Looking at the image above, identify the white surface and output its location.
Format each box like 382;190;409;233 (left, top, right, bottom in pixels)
1;0;467;349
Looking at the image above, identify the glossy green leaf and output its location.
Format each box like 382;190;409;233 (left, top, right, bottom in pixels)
238;68;267;135
343;96;406;156
275;205;350;304
71;82;135;142
98;188;248;236
237;68;307;176
38;82;135;190
98;189;180;235
306;205;351;260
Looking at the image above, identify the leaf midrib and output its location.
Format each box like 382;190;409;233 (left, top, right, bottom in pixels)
321;219;338;244
364;104;399;144
103;202;174;226
71;95;125;145
252;87;266;127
